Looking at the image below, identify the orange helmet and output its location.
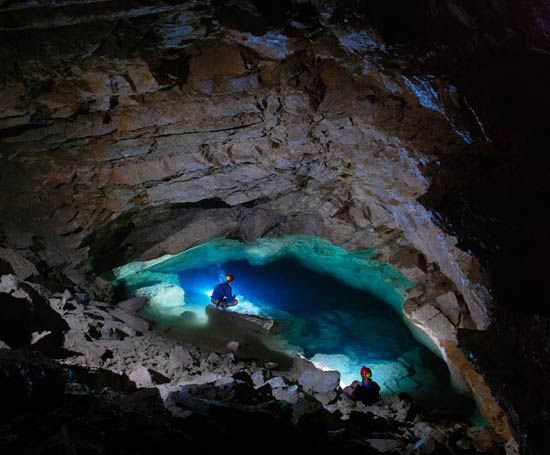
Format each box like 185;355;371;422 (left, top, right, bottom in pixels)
225;273;234;283
360;366;372;380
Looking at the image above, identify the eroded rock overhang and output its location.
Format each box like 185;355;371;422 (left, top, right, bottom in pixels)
0;0;512;445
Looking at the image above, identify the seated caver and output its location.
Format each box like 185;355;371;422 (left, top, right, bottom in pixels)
210;273;239;309
343;366;381;405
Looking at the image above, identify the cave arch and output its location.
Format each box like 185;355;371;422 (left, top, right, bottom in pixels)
111;235;476;414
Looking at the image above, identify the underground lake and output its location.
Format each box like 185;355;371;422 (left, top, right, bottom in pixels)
111;235;479;419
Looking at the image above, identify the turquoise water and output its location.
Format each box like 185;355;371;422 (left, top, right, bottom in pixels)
112;236;476;416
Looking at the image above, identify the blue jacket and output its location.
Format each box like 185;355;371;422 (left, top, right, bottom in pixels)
211;282;234;301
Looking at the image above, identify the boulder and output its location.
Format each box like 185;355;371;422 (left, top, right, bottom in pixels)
325;394;356;420
168;345;194;374
410;421;449;444
389;248;427;283
170;384;231;417
61;289;74;306
428;313;457;339
205;304;277;334
266;376;286;389
288;353;340;394
0;275;69;348
207;352;221;365
407;287;425;299
313;390;337;406
74;292;90;305
411;303;440;323
214;376;234;387
91;276;113;302
226;340;239;352
118;296;148;313
410;302;457;340
109;308;150;334
30;331;52;345
403;299;420;316
434;291;461;325
188;44;246;81
251;370;265;388
64;364;137;394
291;393;324;425
366;393;415;423
62;266;86;286
467;426;503;453
129;365;153;388
0;247;38;280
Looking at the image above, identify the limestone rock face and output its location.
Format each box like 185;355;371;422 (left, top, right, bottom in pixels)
0;0;493;336
435;292;461;326
0;1;548;452
289;353;340;394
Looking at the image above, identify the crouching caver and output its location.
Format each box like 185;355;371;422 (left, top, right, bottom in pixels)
210;273;239;309
343;366;381;405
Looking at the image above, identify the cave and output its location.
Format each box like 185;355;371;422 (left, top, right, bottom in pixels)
112;235;477;416
1;1;549;454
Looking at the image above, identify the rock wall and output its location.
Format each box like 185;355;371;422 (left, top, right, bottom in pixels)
0;0;493;334
1;1;548;453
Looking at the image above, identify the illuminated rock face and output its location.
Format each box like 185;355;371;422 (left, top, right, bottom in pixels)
0;0;492;335
1;1;549;452
0;0;501;436
113;236;413;311
113;236;475;413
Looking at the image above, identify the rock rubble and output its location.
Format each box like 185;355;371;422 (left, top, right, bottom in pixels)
2;0;546;451
0;267;506;454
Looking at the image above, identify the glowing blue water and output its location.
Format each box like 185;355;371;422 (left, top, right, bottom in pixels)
112;236;477;416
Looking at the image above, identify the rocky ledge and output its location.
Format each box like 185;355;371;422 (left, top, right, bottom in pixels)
2;0;548;452
0;272;508;454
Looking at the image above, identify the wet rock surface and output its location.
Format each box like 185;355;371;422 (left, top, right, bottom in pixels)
0;285;506;454
206;303;277;334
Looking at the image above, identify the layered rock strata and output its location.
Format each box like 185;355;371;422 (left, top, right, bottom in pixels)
1;1;546;451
